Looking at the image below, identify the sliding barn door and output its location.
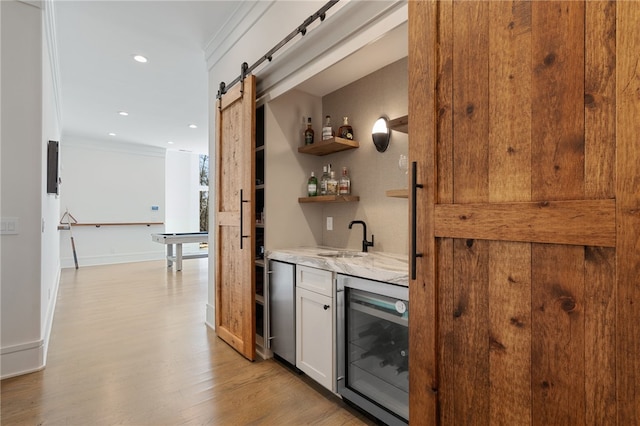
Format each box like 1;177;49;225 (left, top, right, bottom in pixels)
215;75;256;361
409;1;640;423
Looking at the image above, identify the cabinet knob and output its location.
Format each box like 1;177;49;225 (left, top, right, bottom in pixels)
323;304;330;310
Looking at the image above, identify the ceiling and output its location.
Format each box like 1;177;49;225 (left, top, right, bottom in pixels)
53;1;407;156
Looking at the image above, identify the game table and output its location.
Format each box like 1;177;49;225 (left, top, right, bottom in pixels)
151;232;208;271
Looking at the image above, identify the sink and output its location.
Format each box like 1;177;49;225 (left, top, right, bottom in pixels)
318;251;366;258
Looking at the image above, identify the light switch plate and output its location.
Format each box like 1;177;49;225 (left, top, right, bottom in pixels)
326;216;333;231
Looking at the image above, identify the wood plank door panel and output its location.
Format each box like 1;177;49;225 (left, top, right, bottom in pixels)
215;76;256;361
408;1;640;424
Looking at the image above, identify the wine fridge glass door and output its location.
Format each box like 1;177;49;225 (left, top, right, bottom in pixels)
345;285;409;422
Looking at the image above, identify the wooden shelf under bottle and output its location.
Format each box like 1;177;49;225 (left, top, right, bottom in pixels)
386;189;408;198
389;115;408;134
298;195;360;203
297;137;359;156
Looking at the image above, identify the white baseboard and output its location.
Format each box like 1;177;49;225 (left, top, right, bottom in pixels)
42;264;61;366
1;339;45;379
205;303;215;330
60;251;165;268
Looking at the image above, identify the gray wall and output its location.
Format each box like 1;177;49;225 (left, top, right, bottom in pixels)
320;58;408;255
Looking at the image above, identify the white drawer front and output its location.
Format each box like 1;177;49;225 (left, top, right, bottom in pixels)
296;265;333;297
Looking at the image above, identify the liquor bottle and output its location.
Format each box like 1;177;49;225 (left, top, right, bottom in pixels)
339;166;351;195
322;115;334;140
338;116;354;140
307;171;318;197
320;165;329;196
304;117;314;145
326;171;338;195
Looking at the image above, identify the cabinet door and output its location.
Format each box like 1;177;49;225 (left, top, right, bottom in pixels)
214;75;256;361
296;287;333;391
409;1;640;424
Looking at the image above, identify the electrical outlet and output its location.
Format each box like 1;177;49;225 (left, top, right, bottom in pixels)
326;216;333;231
0;217;18;235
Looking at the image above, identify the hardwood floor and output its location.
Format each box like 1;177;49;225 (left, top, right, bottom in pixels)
1;259;374;425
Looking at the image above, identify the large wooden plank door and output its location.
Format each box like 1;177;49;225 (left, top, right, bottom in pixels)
215;75;256;361
409;1;640;423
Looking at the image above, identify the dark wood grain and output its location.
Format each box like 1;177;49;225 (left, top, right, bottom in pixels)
488;241;532;424
531;1;585;201
408;0;439;422
452;0;489;205
435;1;454;423
615;2;640;423
452;238;490;425
584;246;616;423
585;1;616;199
531;244;585;425
488;0;532;204
434;200;616;247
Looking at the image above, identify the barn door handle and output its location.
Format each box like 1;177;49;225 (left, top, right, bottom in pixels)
411;161;423;280
239;189;249;249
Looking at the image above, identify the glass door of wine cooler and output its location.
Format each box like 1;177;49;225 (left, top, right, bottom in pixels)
337;274;409;425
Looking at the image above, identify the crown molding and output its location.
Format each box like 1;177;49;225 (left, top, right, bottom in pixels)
42;0;62;128
18;0;42;9
204;1;275;72
62;134;167;158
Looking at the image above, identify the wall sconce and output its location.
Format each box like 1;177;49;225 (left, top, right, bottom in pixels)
371;117;390;152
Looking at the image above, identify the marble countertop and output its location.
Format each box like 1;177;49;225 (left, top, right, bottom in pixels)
266;247;409;286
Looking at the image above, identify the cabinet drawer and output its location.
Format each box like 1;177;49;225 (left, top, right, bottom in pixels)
296;265;333;297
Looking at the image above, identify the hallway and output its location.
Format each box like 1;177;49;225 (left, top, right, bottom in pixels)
1;260;371;425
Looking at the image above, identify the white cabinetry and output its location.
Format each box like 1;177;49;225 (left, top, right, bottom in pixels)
295;265;334;391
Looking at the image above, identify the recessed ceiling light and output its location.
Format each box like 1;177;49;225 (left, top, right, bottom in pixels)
133;55;148;63
189;124;197;129
118;111;129;116
167;141;174;145
108;132;116;136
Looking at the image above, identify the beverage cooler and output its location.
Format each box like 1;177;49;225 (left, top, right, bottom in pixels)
336;274;409;425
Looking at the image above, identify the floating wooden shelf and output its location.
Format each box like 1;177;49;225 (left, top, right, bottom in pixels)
297;137;359;156
298;195;360;203
386;189;408;198
389;115;408;134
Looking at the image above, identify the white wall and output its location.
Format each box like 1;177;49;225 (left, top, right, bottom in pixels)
1;0;61;379
58;137;166;267
57;140;208;267
41;0;63;366
321;58;408;255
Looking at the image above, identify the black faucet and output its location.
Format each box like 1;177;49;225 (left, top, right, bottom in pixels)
348;220;374;253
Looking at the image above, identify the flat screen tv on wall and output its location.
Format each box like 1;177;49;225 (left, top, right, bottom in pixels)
47;140;59;195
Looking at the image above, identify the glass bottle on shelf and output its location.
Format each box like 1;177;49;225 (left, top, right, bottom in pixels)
304;117;314;145
339;166;351;195
320;165;329;195
307;171;318;196
322;115;334;140
338;116;354;140
327;171;338;195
